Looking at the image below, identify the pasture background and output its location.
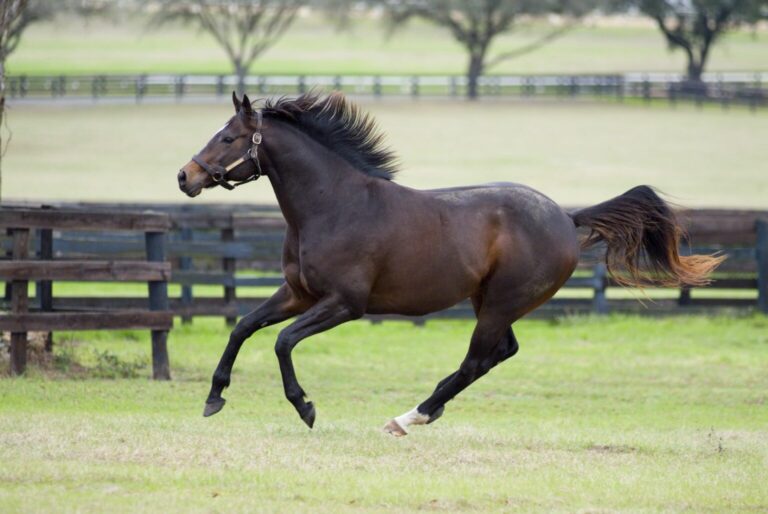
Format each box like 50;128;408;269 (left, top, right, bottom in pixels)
3;10;768;514
1;316;767;512
5;100;768;207
7;16;768;76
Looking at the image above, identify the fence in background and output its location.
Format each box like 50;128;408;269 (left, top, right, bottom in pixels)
1;204;766;334
7;72;767;108
0;207;173;378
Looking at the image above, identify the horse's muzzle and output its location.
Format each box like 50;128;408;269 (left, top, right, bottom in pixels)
178;162;207;197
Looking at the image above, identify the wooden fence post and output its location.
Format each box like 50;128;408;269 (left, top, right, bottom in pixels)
174;75;185;101
216;75;225;97
135;74;146;103
179;227;193;324
9;228;30;375
37;228;54;351
298;75;306;94
411;76;419;98
146;231;171;380
757;219;768;314
222;226;237;326
592;263;608;314
4;228;11;303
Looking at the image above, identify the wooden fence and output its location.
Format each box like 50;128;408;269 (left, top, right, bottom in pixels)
7;72;767;109
0;207;173;378
2;203;766;332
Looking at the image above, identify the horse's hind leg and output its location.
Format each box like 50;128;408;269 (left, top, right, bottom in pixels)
425;327;519;425
204;284;308;417
421;292;519;425
384;311;512;436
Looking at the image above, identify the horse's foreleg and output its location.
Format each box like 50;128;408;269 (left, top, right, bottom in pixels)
384;316;511;436
204;284;307;417
274;297;358;428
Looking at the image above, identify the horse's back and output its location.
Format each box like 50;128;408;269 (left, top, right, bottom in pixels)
426;182;577;244
364;181;579;316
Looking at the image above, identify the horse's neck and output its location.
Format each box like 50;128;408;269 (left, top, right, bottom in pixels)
263;122;375;229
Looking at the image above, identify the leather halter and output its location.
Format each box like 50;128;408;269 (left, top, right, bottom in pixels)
191;111;263;190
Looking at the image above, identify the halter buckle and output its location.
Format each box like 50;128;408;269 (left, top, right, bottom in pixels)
252;132;262;145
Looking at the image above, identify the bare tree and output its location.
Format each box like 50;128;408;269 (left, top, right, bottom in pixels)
0;0;43;200
629;0;768;84
0;0;112;199
385;0;597;99
150;0;307;95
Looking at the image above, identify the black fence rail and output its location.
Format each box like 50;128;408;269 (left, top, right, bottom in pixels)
1;203;766;329
7;72;767;108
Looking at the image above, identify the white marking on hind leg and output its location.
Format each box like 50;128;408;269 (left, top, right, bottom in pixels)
392;406;430;434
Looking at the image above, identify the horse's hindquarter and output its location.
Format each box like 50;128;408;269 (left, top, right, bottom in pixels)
366;183;579;316
365;189;495;315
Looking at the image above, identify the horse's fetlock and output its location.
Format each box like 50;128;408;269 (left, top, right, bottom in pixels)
212;370;230;389
284;385;304;402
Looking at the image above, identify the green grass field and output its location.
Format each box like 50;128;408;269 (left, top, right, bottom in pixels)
3;11;767;513
1;315;767;512
8;16;768;76
4;99;767;207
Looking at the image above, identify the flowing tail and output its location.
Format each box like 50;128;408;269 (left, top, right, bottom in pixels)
571;186;724;288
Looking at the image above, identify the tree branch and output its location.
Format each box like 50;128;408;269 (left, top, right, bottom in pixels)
485;22;575;70
657;13;691;50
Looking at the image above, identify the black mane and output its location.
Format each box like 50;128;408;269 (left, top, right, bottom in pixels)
262;92;399;180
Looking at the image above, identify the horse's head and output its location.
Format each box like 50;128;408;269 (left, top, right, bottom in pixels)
178;92;264;197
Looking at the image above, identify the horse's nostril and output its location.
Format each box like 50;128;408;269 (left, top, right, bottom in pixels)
178;170;187;184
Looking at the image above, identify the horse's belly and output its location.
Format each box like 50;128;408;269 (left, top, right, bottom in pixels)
365;267;478;316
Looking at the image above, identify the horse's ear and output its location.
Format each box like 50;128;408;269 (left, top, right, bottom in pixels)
232;91;242;113
241;94;253;115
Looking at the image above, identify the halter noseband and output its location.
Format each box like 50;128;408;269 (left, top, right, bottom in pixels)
191;111;263;191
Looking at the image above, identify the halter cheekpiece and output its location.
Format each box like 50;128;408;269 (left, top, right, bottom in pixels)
191;110;263;190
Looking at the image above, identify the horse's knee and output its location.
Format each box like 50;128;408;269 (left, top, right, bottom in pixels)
274;331;294;359
230;318;257;342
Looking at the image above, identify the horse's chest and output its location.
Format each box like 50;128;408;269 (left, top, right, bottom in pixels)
293;245;330;297
298;269;316;297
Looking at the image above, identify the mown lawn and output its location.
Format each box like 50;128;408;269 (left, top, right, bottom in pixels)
8;16;768;76
1;315;766;513
5;100;767;207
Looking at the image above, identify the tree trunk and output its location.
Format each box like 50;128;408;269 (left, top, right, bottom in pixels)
0;58;5;201
683;51;708;97
466;52;485;100
234;62;247;97
686;58;704;83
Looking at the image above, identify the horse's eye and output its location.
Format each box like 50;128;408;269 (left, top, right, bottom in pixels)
222;136;235;144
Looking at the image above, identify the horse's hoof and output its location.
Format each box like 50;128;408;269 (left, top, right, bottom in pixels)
383;419;408;437
427;405;445;424
300;402;316;429
203;398;226;417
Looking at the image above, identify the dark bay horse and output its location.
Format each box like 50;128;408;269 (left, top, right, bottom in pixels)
178;92;723;436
